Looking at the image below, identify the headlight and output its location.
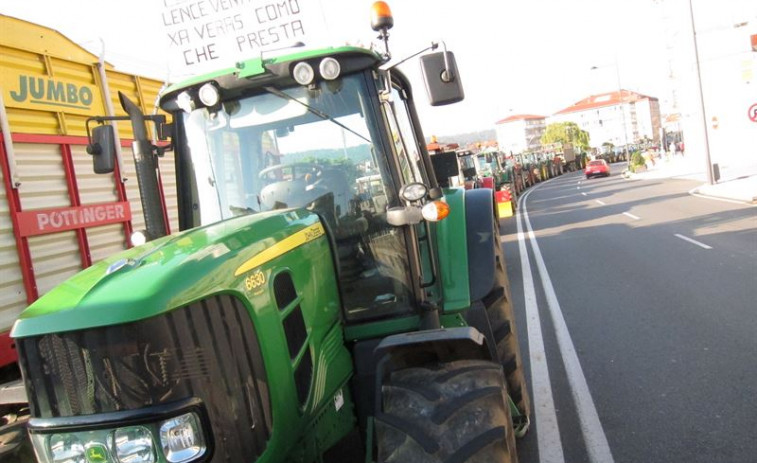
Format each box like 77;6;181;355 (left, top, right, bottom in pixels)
159;413;206;463
49;434;85;463
319;57;341;80
113;426;155;463
198;83;219;107
30;403;209;463
400;182;428;202
130;230;147;247
293;62;315;86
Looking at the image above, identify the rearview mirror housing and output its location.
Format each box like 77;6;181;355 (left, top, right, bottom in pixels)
87;124;116;174
420;51;464;106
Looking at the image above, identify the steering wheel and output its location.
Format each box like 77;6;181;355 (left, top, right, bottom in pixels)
258;163;328;211
258;163;324;185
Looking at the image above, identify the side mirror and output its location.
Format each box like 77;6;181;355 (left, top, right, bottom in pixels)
419;51;464;106
86;124;116;174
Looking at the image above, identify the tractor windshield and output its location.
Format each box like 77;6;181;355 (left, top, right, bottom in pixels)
182;74;390;224
180;73;416;321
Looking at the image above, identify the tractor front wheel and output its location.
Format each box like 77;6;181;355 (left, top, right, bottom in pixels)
376;359;518;463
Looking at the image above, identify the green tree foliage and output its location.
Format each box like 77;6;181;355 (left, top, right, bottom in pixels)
541;122;590;151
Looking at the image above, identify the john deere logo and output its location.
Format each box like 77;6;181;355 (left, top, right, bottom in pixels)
9;74;94;110
85;444;109;462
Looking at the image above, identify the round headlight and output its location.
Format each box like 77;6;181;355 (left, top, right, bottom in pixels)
293;62;315;85
130;230;147;247
400;182;428;202
319;57;341;80
198;83;219;107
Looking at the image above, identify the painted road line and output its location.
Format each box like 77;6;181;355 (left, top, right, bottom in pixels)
517;188;565;463
521;185;616;463
623;212;640;220
595;199;606;205
581;192;588;196
674;233;712;249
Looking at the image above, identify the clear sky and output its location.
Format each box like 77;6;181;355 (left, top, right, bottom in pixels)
2;0;753;138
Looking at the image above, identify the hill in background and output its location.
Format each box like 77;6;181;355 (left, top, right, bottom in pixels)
427;129;496;146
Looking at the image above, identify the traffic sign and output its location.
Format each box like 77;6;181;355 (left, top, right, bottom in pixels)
750;103;757;123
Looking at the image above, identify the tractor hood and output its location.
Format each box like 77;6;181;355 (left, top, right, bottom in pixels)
12;209;321;338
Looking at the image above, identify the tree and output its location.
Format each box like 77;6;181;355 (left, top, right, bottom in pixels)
541;122;590;151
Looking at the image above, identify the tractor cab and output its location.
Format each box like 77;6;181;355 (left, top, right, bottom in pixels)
158;45;457;325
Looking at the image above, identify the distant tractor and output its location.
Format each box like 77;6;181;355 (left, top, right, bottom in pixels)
11;3;531;462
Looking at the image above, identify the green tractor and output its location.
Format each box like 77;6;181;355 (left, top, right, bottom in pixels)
11;4;530;462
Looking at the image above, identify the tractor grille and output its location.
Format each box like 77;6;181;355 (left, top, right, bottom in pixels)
17;294;271;460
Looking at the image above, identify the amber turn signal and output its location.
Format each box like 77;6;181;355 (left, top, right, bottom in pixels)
421;200;450;222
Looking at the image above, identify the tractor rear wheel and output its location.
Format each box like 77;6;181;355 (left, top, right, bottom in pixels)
376;359;518;463
484;218;531;427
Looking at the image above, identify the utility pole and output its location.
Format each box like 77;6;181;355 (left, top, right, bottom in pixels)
688;0;715;185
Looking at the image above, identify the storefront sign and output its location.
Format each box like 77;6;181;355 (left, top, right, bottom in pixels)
17;202;131;237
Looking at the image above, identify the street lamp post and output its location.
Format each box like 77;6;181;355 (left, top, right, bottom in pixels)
687;0;715;185
591;59;630;170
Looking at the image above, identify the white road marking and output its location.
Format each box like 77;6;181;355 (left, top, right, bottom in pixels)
581;192;588;196
520;183;616;463
674;233;712;249
595;199;606;205
516;188;565;463
622;212;640;220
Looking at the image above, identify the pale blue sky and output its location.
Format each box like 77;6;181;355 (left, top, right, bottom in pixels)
2;0;754;136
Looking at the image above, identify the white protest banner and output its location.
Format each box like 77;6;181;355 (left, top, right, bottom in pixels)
161;0;328;77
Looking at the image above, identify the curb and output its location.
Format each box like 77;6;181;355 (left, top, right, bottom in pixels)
689;186;757;205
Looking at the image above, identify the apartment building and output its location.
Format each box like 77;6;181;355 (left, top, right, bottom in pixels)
549;90;661;149
494;114;547;155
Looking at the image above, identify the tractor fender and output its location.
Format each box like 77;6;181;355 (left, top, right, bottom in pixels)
465;188;497;302
371;327;493;415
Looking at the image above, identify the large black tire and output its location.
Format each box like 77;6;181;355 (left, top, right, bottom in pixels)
485;218;531;424
376;360;518;463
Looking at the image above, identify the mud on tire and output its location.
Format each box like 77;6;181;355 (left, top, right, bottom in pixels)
376;360;518;463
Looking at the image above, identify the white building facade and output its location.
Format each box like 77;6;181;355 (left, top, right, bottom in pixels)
659;0;757;182
494;114;546;155
548;90;662;150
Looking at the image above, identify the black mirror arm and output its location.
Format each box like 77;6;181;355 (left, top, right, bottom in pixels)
382;41;440;71
85;115;170;150
439;41;454;82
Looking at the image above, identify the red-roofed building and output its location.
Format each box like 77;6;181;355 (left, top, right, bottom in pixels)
494;114;546;155
549;90;661;149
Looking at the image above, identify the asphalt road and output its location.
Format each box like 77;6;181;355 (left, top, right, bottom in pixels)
500;163;757;463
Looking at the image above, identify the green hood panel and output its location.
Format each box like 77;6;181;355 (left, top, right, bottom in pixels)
12;209;322;338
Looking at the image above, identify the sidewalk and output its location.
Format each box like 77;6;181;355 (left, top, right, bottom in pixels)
626;155;757;205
